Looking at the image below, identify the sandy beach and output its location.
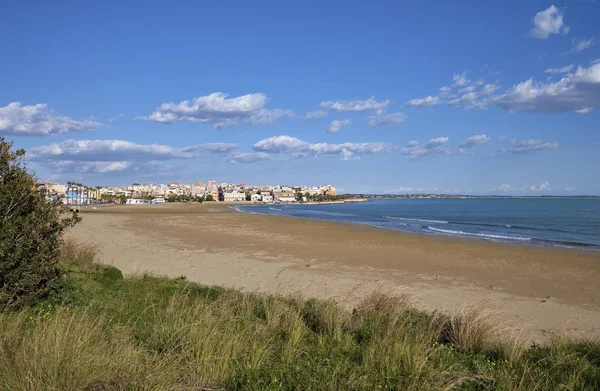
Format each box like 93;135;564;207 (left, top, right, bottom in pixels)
69;203;600;342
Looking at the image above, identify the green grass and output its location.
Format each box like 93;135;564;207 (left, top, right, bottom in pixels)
0;241;599;390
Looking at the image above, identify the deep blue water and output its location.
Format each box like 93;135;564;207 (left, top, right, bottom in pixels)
235;198;600;250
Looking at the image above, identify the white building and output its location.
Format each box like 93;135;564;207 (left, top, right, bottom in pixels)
262;195;274;203
126;199;145;204
250;194;262;202
223;192;245;202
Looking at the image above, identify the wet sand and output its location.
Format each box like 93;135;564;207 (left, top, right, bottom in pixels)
69;203;600;342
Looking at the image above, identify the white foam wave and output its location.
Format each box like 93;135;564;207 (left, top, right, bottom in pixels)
427;226;531;241
269;207;282;211
386;216;448;224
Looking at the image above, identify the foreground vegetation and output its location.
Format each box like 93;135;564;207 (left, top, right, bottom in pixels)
0;242;598;390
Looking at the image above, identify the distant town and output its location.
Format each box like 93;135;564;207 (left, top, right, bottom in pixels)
38;181;349;205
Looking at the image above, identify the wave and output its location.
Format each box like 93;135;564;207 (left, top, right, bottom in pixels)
269;207;282;211
446;220;571;234
386;216;448;224
427;226;531;241
231;206;259;215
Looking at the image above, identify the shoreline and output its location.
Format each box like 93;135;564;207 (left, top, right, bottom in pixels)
70;203;600;342
232;201;599;252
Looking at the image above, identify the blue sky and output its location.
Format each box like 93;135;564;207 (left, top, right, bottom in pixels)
1;0;599;194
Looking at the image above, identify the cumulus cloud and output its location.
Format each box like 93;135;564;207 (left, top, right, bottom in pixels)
305;110;328;119
327;119;351;133
501;139;559;154
528;5;569;39
367;112;406;126
493;61;600;113
0;102;100;136
458;134;491;154
318;97;390;114
404;95;440;108
401;137;450;159
499;184;512;191
253;135;391;161
544;64;574;74
564;38;594;54
138;92;293;128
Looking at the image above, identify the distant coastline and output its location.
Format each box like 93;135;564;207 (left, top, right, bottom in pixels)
353;194;600;199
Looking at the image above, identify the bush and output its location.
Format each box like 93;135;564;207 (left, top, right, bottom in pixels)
0;138;80;308
103;267;124;281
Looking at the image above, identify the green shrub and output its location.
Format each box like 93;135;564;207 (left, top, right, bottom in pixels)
0;138;80;308
102;267;124;281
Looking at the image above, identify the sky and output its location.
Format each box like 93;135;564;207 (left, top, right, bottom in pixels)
1;0;599;195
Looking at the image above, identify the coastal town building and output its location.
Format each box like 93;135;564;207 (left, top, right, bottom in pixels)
223;192;246;202
42;179;342;206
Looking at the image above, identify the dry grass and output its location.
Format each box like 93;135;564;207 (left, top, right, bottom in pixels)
440;304;501;351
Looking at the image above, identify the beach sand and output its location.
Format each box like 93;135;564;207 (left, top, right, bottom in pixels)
69;203;600;342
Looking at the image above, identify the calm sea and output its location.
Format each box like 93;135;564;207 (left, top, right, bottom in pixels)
235;198;600;250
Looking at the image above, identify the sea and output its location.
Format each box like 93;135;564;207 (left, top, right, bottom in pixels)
235;198;600;250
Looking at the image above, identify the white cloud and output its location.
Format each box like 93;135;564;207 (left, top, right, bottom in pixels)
388;187;432;193
47;160;131;174
253;135;391;161
448;92;487;109
401;137;450;159
406;72;496;111
494;61;600;113
458;134;491;154
528;181;551;191
501;139;559;154
28;139;238;162
499;184;512;191
0;102;100;136
228;152;273;164
528;5;569;39
564;38;594;54
327;119;351;133
318;97;390;114
367;112;406;126
305;110;328;119
452;72;470;87
138;92;293;128
182;143;239;154
458;85;476;94
404;95;440;108
481;84;500;95
544;64;574;74
107;113;124;123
